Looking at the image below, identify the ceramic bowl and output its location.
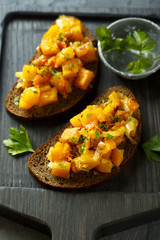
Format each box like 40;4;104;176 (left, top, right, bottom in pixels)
98;17;160;79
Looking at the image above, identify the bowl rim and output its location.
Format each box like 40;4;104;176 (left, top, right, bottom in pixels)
98;17;160;80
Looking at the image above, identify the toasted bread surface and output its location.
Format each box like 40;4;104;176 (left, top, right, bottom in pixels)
5;19;98;120
28;86;141;189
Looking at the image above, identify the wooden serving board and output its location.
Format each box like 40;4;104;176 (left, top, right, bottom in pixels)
1;8;160;240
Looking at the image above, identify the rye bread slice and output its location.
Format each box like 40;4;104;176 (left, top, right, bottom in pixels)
28;86;142;189
5;19;98;120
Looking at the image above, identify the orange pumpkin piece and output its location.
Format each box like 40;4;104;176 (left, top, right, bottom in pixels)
70;113;82;127
33;75;46;86
75;42;97;62
38;87;58;107
40;36;60;56
114;135;125;146
73;150;99;171
32;55;49;66
19;87;40;109
55;47;75;67
79;106;97;128
50;74;71;97
127;98;139;113
51;161;71;178
60;127;81;144
100;139;116;155
95;158;113;173
46;56;56;68
47;142;71;162
111;148;123;167
69;25;83;41
93;107;106;122
74;67;94;90
39;85;52;93
22;65;37;81
44;24;60;38
62;58;82;78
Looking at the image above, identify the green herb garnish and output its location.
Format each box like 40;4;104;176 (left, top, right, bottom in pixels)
69;150;75;155
51;70;61;79
79;142;86;155
95;25;160;74
33;91;40;94
14;96;19;106
95;130;100;140
78;136;86;143
3;125;34;155
71;137;79;144
127;117;136;124
142;135;160;163
99;123;109;130
105;133;114;140
59;162;66;169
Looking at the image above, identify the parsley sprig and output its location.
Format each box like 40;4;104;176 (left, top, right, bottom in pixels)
95;25;160;74
3;125;34;155
142;135;160;162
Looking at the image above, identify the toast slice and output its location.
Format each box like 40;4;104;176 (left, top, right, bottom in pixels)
5;17;98;120
28;86;141;189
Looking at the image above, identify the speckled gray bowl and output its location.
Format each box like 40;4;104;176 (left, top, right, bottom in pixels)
98;17;160;80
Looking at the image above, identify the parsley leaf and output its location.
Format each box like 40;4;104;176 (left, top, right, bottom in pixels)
142;135;160;163
3;125;34;155
95;26;159;74
127;57;152;74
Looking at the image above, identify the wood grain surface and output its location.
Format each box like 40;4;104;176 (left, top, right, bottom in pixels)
0;4;160;240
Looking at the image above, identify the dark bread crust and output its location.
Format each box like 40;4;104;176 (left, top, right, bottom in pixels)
28;86;142;189
5;19;98;120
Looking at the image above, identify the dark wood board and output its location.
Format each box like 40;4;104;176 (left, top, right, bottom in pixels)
0;9;160;240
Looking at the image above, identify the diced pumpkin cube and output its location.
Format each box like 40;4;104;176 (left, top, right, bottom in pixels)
75;42;97;62
40;36;60;56
79;106;97;129
95;158;113;173
19;87;40;109
38;87;58;107
74;67;94;90
113;135;125;146
111;148;123;167
93;107;106;122
127;98;139;113
47;56;56;68
73;150;99;171
100;139;116;155
37;67;52;81
47;142;71;162
62;58;82;79
51;161;71;178
115;109;126;121
43;24;60;38
55;47;75;67
60;127;81;144
39;85;52;93
108;91;121;108
32;55;49;66
103;103;115;117
33;75;46;86
22;65;37;81
50;74;71;97
70;113;82;127
69;25;83;41
88;129;100;147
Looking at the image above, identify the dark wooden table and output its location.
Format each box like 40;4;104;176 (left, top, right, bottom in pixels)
1;1;160;240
